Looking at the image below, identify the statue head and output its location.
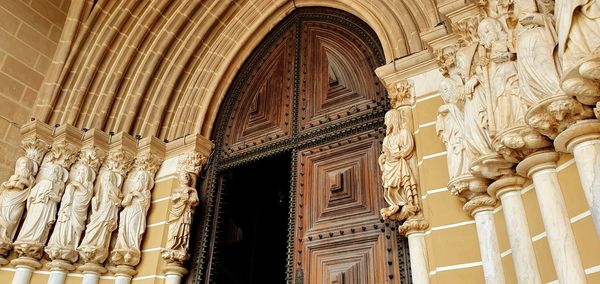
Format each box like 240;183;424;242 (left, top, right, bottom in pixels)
384;109;403;135
177;171;195;187
478;18;504;48
15;157;34;177
440;77;460;104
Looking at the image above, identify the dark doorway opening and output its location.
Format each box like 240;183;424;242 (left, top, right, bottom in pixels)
213;152;291;284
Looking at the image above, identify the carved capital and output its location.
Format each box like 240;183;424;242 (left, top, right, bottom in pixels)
133;152;163;174
386;80;415;109
46;141;79;169
434;44;459;76
102;149;134;176
526;96;594;139
176;151;208;178
451;15;482;47
448;174;490;203
463;194;496;216
77;147;106;173
398;217;429;236
21;137;51;168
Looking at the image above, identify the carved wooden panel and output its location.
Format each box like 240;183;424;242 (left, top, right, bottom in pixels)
295;132;402;284
298;20;385;133
223;27;295;155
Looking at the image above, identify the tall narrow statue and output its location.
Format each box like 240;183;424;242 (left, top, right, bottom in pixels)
477;17;530;130
456;49;495;160
161;152;207;266
13;144;76;259
110;160;155;267
46;148;101;263
0;157;36;262
437;77;471;179
379;109;419;222
513;1;563;102
78;151;131;265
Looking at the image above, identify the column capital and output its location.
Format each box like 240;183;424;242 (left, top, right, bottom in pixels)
488;175;528;199
516;150;560;178
554;119;600;153
10;257;42;270
162;263;189;277
463;195;496;217
399;217;429;236
109;264;137;277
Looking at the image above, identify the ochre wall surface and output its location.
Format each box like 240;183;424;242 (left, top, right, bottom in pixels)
410;69;600;283
0;0;69;180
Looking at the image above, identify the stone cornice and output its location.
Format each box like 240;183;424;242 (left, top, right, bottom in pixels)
165;133;213;160
375;51;437;89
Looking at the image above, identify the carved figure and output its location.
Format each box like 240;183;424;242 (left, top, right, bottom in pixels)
45;162;95;262
0;157;36;257
437;78;471;179
13;157;68;258
555;0;600;69
78;169;123;264
110;170;153;266
379;109;419;222
477;17;530;131
456;49;495;160
162;171;199;263
514;2;563;102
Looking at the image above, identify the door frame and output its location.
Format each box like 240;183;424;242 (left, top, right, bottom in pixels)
188;7;410;283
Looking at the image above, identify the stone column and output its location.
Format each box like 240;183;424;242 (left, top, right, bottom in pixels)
406;230;430;284
517;150;586;284
488;176;541;284
464;195;505;284
48;260;72;284
555;119;600;238
11;258;40;284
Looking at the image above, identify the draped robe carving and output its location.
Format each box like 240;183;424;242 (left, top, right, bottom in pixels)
14;159;68;258
379;109;419;222
110;170;152;266
556;0;600;69
46;163;95;262
437;77;471;179
0;157;36;256
78;169;123;264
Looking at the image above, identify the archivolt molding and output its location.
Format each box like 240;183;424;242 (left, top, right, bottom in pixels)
32;0;439;142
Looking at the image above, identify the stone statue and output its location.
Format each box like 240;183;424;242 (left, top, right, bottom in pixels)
78;169;122;264
456;48;495;160
513;1;563;102
45;161;96;263
477;17;530;131
555;0;600;70
78;150;131;265
0;157;36;260
161;152;206;265
437;77;471;179
379;109;419;222
110;169;153;266
13;155;69;259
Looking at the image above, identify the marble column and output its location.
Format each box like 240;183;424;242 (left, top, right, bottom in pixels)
81;271;100;284
464;195;505;284
47;260;73;284
488;176;541;284
407;231;430;284
517;150;586;284
112;265;136;284
555;119;600;238
11;258;40;284
163;264;188;284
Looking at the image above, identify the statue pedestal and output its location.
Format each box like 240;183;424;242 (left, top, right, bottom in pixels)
10;257;41;284
555;119;600;238
488;176;541;283
517;150;586;283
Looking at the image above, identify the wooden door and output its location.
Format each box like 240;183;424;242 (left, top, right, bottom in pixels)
193;8;411;284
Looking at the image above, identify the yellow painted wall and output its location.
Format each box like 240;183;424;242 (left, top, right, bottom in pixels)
412;82;600;283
